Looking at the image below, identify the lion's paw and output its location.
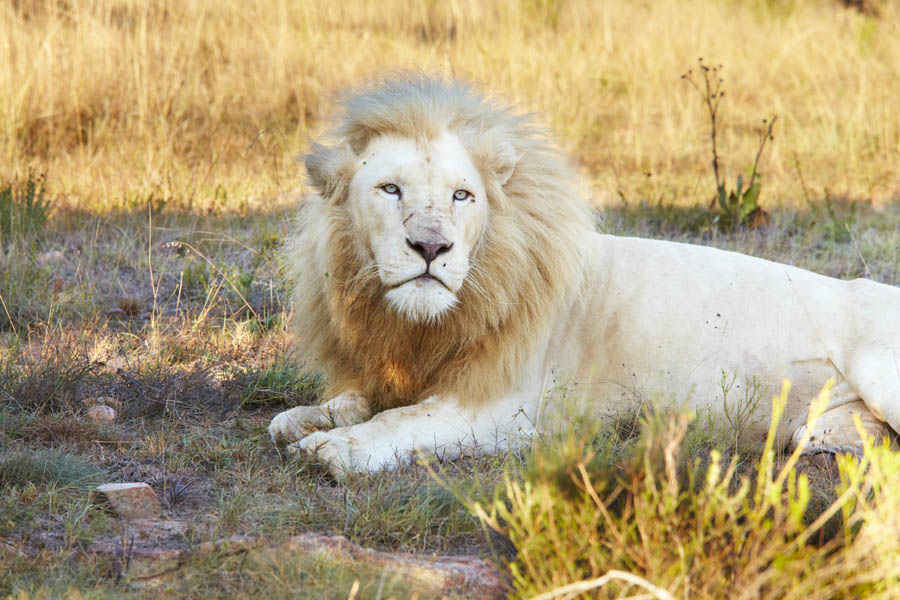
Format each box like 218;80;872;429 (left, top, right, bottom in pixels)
288;430;359;475
289;429;398;476
269;406;330;446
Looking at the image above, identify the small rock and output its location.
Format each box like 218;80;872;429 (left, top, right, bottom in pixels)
86;404;117;422
105;356;129;371
84;396;121;409
91;483;162;520
37;250;65;265
282;534;506;599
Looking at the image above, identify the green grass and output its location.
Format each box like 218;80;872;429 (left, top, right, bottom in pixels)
0;449;103;489
233;360;321;408
603;198;900;282
1;195;899;598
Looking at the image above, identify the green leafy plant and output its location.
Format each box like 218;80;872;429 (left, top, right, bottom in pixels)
820;192;858;243
0;172;51;243
226;264;255;307
793;154;859;243
181;259;212;296
719;371;764;455
683;59;775;232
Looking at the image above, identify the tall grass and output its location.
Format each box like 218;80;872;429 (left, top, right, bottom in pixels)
2;0;898;211
472;381;900;599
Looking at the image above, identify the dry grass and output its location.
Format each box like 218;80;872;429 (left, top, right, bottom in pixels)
3;0;899;212
473;384;900;599
3;1;900;597
0;318;501;598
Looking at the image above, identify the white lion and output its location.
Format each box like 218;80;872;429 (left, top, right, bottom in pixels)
270;76;900;475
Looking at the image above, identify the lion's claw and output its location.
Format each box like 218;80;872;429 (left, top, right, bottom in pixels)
289;430;360;476
269;406;320;445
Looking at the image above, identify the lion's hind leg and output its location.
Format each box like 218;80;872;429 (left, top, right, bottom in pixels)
841;344;900;446
789;399;892;456
789;346;900;455
269;391;371;446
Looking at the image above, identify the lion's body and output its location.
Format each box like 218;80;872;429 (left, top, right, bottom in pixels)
270;76;900;474
566;235;900;448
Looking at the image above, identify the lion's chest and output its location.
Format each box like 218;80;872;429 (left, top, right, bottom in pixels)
334;299;461;409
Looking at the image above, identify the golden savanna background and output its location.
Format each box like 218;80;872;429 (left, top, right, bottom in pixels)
4;0;899;211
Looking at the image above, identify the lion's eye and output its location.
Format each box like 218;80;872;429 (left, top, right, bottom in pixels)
379;183;401;197
453;189;472;202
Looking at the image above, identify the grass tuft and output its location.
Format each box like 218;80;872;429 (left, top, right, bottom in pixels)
233;361;321;408
472;382;900;599
0;448;103;490
0;172;50;243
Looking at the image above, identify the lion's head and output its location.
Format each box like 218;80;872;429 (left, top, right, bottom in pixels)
339;129;492;322
288;76;594;410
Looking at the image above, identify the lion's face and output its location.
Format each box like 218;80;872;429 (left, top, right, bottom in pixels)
347;130;488;322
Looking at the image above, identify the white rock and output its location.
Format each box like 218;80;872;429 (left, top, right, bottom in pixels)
91;483;162;519
86;404;117;422
38;250;65;265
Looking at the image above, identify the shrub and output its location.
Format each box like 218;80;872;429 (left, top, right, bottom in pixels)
0;251;60;332
683;60;775;232
472;381;900;599
0;172;50;244
0;173;54;331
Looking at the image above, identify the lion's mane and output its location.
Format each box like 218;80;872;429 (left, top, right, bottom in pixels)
287;76;594;411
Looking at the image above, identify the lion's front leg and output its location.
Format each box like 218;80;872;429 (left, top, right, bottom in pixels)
269;391;371;446
289;393;536;476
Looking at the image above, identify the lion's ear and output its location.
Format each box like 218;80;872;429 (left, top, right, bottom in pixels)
493;140;520;186
305;142;355;199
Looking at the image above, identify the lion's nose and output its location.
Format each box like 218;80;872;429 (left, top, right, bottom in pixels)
406;238;453;264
